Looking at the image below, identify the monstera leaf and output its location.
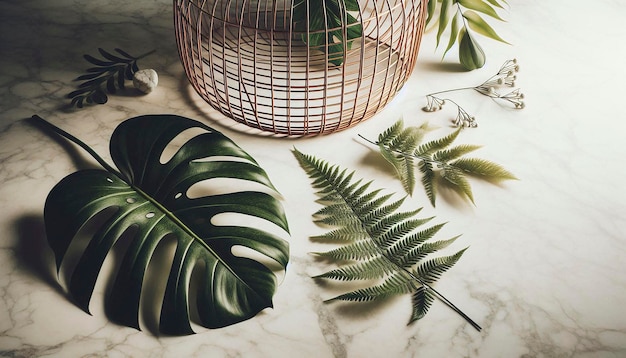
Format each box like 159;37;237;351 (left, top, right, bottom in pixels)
35;114;290;335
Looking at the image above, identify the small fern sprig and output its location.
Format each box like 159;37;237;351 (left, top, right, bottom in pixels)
424;59;524;127
293;148;481;331
360;119;517;206
67;48;155;108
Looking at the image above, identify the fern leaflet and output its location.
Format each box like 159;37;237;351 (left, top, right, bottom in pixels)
293;148;481;331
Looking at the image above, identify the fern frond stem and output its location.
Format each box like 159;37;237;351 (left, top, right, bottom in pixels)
358;134;451;170
31;115;125;181
398;266;482;331
368;231;481;331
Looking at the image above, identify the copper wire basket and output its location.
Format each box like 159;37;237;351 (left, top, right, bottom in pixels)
174;0;427;135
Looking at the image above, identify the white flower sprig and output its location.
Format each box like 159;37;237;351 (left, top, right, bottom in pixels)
423;59;525;127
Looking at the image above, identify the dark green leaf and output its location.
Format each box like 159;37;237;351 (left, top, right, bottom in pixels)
426;0;437;25
458;28;486;70
98;47;129;63
116;69;124;89
114;48;135;59
83;54;115;66
463;10;510;44
443;12;460;58
436;0;453;47
106;75;116;93
68;48;154;107
91;88;108;104
459;0;504;20
41;114;290;335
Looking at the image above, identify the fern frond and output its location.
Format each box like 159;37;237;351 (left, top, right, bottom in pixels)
415;128;461;156
420;161;437;206
327;274;415;302
314;256;395;281
451;158;518;181
361;196;406;224
410;286;435;323
386;151;416;195
397;235;461;267
386;223;448;264
433;144;482;162
377;119;405;145
415;248;467;284
313;240;379;261
366;121;516;206
294;148;480;330
442;167;475;204
367;210;424;242
310;223;369;242
374;216;435;249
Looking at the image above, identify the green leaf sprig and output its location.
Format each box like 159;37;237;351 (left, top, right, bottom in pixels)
427;0;509;70
360;119;517;206
293;0;363;66
67;48;155;108
293;148;481;331
424;59;524;127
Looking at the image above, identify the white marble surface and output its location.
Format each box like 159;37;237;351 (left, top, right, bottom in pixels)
2;0;626;357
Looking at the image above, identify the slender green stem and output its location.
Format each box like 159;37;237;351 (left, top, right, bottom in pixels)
31;115;125;180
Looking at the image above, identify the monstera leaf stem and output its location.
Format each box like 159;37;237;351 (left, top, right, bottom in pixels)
32;115;124;180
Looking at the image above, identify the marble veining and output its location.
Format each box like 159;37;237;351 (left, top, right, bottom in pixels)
2;0;626;357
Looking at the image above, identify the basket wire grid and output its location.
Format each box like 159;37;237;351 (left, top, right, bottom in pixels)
174;0;427;135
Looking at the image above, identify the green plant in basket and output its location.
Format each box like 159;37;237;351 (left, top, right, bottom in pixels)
292;0;363;66
427;0;510;70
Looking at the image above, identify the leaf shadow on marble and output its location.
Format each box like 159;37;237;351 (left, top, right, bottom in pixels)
420;60;468;73
58;87;148;113
13;214;63;295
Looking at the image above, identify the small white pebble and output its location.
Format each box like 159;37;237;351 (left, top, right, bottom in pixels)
133;69;158;94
